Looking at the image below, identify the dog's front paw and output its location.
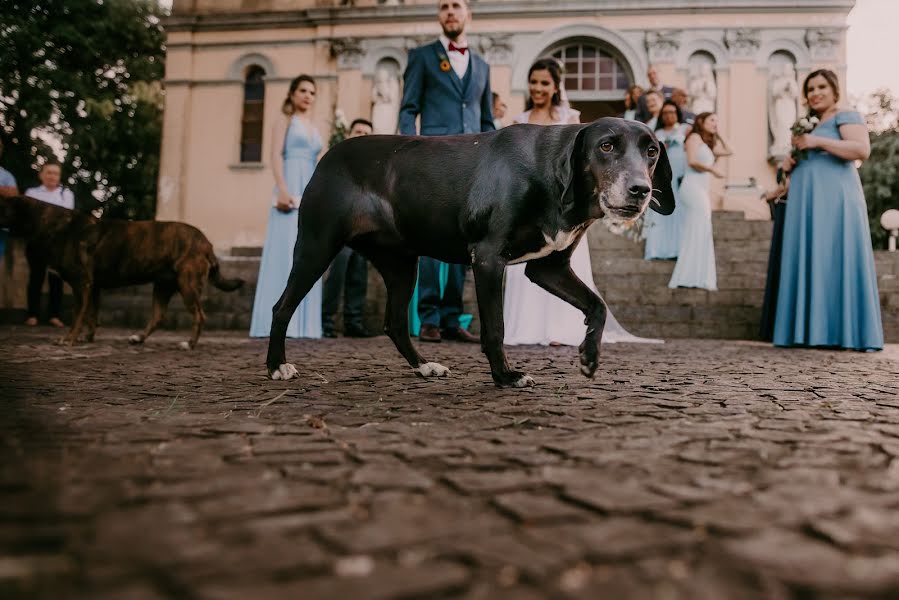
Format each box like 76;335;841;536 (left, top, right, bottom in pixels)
414;362;450;378
578;340;599;379
271;363;299;381
55;335;75;347
513;375;536;388
178;341;192;351
128;334;144;345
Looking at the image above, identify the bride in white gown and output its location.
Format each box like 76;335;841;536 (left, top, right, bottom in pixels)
503;59;662;347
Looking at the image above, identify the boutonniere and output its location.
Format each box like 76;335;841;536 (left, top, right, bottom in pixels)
438;52;451;73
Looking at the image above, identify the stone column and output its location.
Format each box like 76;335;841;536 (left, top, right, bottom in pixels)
719;29;764;212
330;37;367;137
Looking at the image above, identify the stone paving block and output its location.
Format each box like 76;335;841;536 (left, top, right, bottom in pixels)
562;481;677;514
349;463;433;490
491;492;588;524
443;470;546;495
537;518;700;561
200;560;470;600
723;529;899;595
193;481;344;519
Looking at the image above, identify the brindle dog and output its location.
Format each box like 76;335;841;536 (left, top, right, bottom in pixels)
0;196;244;348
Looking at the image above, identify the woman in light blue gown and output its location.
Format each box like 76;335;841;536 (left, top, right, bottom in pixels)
774;69;882;350
644;100;686;260
668;112;731;291
250;75;324;338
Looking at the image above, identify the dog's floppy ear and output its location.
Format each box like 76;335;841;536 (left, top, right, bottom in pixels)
650;142;676;215
554;125;588;212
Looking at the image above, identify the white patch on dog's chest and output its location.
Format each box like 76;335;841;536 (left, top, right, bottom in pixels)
508;228;582;265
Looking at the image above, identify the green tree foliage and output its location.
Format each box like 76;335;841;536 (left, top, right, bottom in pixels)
859;89;899;249
0;0;165;219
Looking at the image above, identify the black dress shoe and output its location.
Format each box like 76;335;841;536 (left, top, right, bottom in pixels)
441;326;480;344
344;324;377;338
418;324;442;343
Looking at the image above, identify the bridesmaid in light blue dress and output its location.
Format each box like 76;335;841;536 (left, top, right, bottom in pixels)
250;75;324;338
668;112;730;291
774;69;882;350
644;100;686;260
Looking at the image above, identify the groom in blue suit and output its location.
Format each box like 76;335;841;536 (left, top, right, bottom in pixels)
399;0;494;344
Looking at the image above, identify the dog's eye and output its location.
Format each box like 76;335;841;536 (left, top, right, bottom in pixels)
647;146;659;158
599;142;614;153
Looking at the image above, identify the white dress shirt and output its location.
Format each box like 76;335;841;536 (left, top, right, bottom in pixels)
25;185;75;210
439;34;470;80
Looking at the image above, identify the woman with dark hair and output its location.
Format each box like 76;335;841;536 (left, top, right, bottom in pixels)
622;84;643;121
668;111;731;290
250;74;324;338
758;168;789;341
774;69;882;350
644;100;687;260
503;59;659;347
518;58;579;125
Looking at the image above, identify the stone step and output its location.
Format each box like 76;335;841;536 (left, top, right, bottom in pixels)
231;246;262;257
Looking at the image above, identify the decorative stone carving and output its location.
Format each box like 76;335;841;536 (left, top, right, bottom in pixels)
688;61;717;115
767;61;800;160
477;33;514;64
724;28;761;59
404;35;433;51
371;66;401;135
645;30;682;63
330;37;364;70
805;28;840;61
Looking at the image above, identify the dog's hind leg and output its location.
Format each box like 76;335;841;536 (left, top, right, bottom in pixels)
83;286;101;342
363;249;448;378
524;250;607;380
177;269;207;350
266;227;341;381
129;283;176;346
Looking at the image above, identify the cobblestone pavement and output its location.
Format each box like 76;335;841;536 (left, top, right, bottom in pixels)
2;326;899;599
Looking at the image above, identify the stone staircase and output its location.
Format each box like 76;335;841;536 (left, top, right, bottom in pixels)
2;210;897;341
587;211;774;340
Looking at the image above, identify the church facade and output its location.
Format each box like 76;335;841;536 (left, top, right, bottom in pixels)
160;0;854;250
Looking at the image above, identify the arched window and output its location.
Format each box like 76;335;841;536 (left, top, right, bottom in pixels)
240;65;266;163
551;43;630;96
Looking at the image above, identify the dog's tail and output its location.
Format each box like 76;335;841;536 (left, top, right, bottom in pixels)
208;253;245;292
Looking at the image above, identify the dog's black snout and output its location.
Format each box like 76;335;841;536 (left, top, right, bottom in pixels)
628;182;652;198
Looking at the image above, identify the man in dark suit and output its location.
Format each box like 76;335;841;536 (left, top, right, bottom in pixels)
321;118;375;338
635;64;674;122
398;0;494;344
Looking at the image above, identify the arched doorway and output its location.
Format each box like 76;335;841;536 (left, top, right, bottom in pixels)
548;40;633;122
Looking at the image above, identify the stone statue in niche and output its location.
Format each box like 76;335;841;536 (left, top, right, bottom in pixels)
371;66;401;135
767;62;800;159
688;62;717;115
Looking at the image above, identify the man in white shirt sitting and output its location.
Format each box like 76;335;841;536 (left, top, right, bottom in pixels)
24;161;75;328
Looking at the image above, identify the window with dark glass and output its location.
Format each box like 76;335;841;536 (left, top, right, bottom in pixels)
240;66;266;163
551;44;630;94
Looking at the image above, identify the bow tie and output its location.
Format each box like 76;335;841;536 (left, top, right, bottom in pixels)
448;42;468;55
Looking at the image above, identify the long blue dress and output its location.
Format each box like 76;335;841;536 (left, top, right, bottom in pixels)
644;124;686;260
773;110;883;350
249;116;323;338
668;139;717;291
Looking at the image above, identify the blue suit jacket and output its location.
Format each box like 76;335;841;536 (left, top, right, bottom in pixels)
399;41;495;136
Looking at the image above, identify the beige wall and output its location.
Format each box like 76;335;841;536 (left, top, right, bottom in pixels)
160;3;853;250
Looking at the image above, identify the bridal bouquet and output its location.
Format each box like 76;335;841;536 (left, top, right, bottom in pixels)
790;114;820;162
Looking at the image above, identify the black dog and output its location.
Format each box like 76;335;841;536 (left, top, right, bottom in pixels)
266;117;674;387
